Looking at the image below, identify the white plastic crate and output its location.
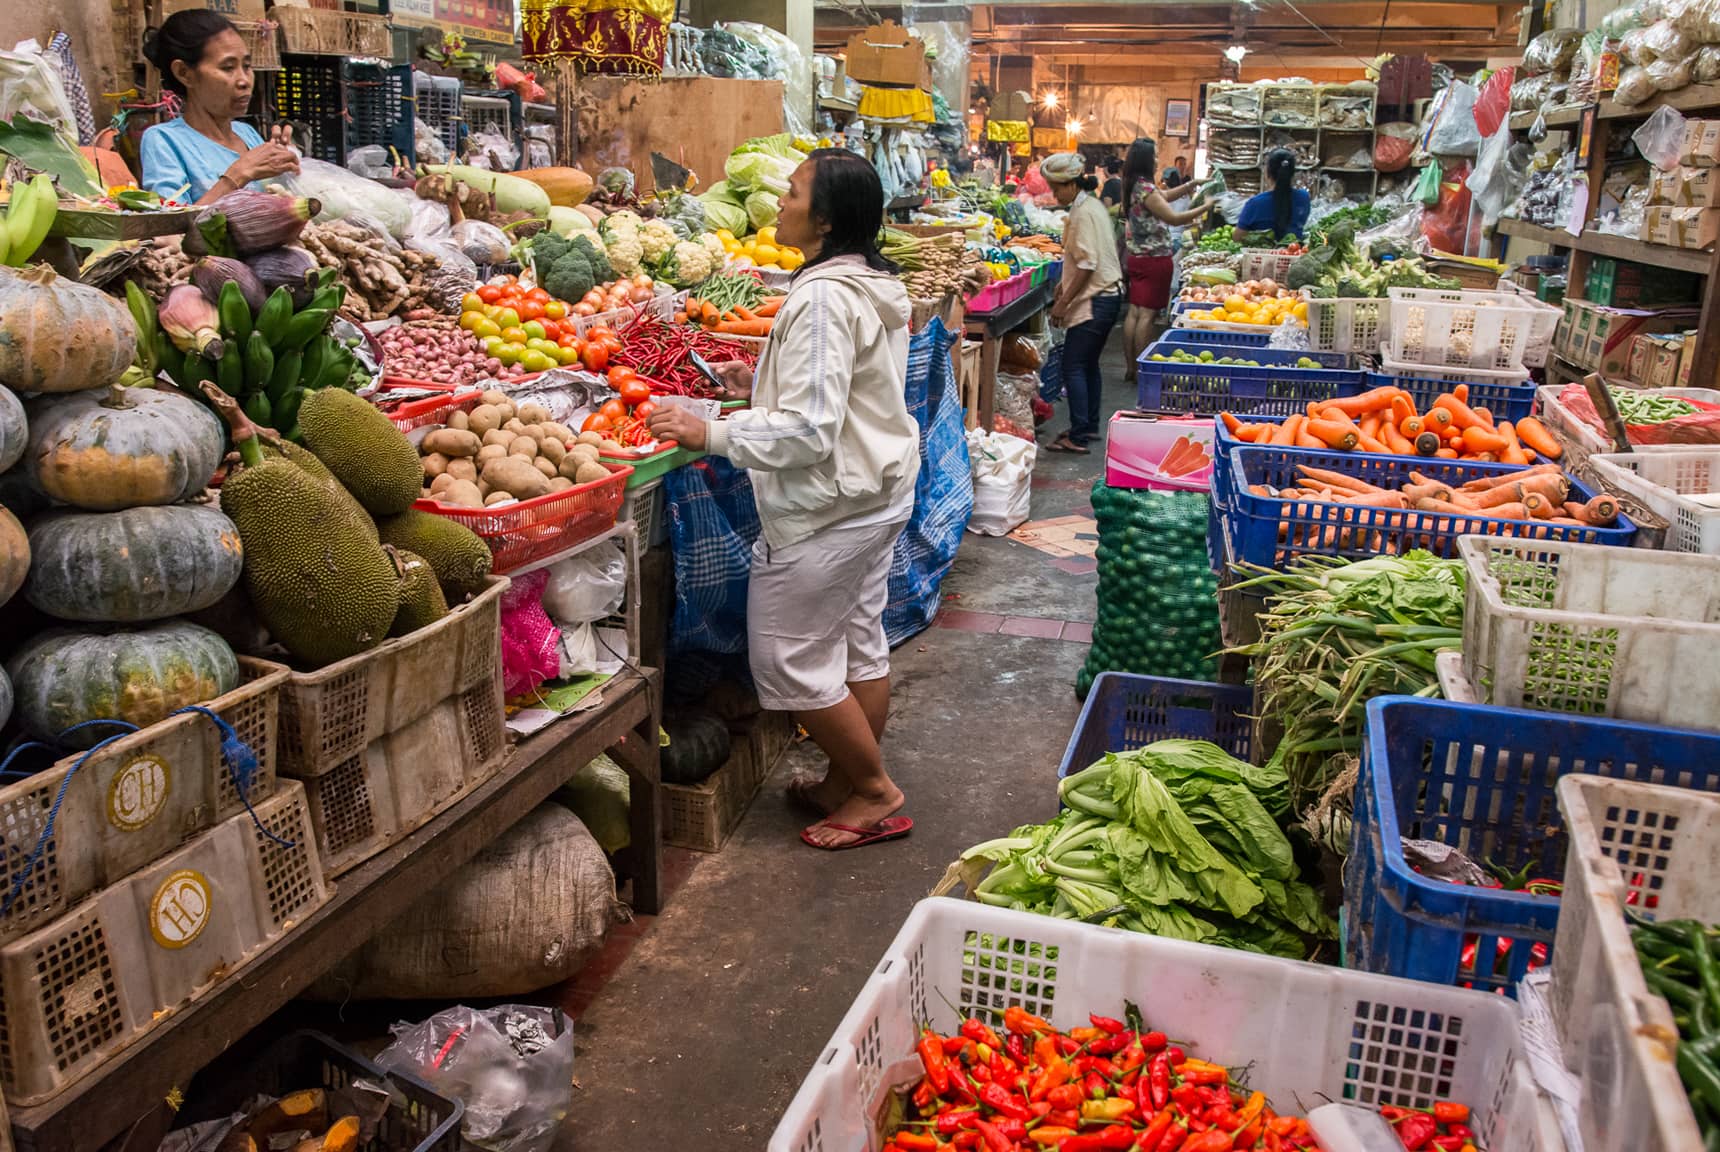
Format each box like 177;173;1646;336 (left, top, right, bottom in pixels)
1535;385;1720;477
1589;446;1720;554
618;477;665;547
1304;296;1386;354
1385;287;1550;372
1458;535;1720;729
769;898;1561;1152
1494;281;1563;367
1378;348;1533;385
1551;774;1720;1152
0;780;327;1103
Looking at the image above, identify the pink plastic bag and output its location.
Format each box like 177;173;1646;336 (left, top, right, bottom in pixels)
500;569;561;698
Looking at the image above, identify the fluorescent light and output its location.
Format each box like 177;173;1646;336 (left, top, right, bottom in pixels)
1224;44;1249;63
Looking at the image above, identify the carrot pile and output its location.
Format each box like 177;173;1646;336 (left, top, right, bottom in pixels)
1220;384;1564;464
1250;462;1619;528
677;294;781;336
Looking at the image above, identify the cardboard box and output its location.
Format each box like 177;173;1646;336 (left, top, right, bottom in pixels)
1643;205;1720;249
1682;120;1720;167
1105;412;1216;492
843;21;931;90
1585;256;1701;308
1652;166;1720;206
1680;328;1700;386
1627;332;1686;388
1557;297;1700;377
164;0;267;20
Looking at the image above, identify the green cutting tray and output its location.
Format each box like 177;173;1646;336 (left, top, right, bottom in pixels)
599;443;702;486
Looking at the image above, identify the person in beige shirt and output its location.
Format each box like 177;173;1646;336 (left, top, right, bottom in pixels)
1043;152;1123;453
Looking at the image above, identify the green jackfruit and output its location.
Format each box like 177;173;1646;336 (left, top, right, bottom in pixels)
222;457;402;667
298;387;422;516
375;508;493;600
259;437;377;539
389;547;449;636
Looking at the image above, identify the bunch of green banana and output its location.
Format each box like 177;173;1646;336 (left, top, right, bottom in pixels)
2;174;58;267
127;267;362;441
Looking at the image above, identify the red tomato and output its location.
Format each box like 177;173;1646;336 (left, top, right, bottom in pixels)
582;342;609;372
607;366;637;387
600;335;622;356
477;284;503;304
599;398;628;423
586;325;614;342
519;300;545;321
525;287;551;304
581;412;613;433
633;400;657;421
618;378;651;407
538;319;561;341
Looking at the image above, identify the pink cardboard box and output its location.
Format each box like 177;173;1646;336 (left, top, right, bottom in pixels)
1105;411;1216;491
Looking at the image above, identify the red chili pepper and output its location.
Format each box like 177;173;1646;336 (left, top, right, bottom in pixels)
1167;1046;1186;1065
1430;1102;1469;1125
1160;1123;1190;1152
1030;1102;1052;1119
1183;1132;1236;1152
963;1019;1004;1049
920;1031;953;1096
1233;1118;1264;1148
1171;1084;1203;1115
1138;1110;1176;1152
1048;1085;1084;1110
1089;1031;1135;1057
1030;1057;1071;1102
953;1133;980;1151
945;1035;975;1056
1058;1035;1082;1057
1206;1108;1234;1131
1006;1034;1030;1066
1446;1123;1473;1140
1428;1137;1465;1152
1082;1072;1106;1099
1394;1113;1439;1150
973;1118;1014;1152
1035;1036;1062;1069
1090;1057;1118;1078
1046;1109;1080;1129
971;1062;993;1084
1004;1006;1052;1035
993;1118;1028;1141
1116;1045;1146;1076
979;1081;1031;1121
948;1064;979;1104
1182;1066;1228;1087
1143;1031;1168;1052
895;1133;940;1151
913;1081;937;1109
937;1110;980;1134
1089;1014;1127;1034
1149;1053;1172;1110
1098;1124;1137;1150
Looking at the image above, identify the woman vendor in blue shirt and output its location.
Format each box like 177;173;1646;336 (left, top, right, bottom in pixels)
139;11;300;204
1235;149;1311;242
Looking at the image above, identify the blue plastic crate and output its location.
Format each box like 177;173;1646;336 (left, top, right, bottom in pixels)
1205;501;1224;573
1224;446;1637;565
1367;370;1536;425
1059;672;1255;777
1137;344;1366;416
1346;696;1720;995
1158;329;1353;369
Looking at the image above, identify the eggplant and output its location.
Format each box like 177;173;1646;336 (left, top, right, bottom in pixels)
190;256;267;314
186;190;320;257
244;245;321;309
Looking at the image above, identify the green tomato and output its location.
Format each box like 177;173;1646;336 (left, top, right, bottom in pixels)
495;307;521;329
482;335;506;357
522;349;557;372
523;320;547;340
495;343;522;365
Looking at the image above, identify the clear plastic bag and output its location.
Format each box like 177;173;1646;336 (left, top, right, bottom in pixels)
1639;19;1696;63
281;156;412;237
717;21;814;137
466;130;519;171
406;196;453;241
1601;3;1650;39
376;1005;574;1152
1669;0;1720;42
1522;28;1583;76
451;219;510;265
1649;53;1695;89
542;540;627;625
1633;104;1689;169
413;116;449;165
0;42;78;140
345;144;392;180
1616;64;1659;105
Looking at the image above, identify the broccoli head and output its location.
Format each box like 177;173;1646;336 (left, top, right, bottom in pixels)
530;230;571;267
1325;219;1358;258
1286;246;1336;291
570;234;613;283
544;249;595;302
1334;276;1372;299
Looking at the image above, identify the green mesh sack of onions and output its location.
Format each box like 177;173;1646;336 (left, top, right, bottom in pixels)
958;741;1333;959
1227;551;1464;855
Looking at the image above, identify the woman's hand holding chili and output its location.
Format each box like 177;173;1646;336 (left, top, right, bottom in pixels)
646;404;709;451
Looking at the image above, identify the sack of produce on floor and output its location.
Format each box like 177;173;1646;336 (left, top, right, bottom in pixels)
554;754;631;853
966;427;1035;537
307;804;624;1001
377;1002;575;1152
1227;552;1463;853
943;740;1332;958
1079;484;1221;697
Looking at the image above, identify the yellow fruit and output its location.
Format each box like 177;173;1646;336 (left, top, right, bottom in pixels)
778;248;805;271
754;244;782;266
757;226;778;246
1224;295;1248;312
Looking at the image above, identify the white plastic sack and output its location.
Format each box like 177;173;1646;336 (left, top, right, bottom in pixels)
1425;81;1482;157
965;428;1034;536
377;1004;575;1152
543;541;627;624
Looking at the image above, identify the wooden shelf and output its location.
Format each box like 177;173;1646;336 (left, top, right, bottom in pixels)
1509;82;1720;131
1496;214;1715;276
819;95;858;114
8;671;661;1152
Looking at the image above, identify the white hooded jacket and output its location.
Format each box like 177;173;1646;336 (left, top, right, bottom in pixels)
705;255;922;550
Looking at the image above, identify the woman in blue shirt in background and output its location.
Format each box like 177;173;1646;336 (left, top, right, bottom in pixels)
139;11;299;204
1236;149;1310;242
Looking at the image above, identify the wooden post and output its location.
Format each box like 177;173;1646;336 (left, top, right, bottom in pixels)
553;57;579;167
1691;242;1720;389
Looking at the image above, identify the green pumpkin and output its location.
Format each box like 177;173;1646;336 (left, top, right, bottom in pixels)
660;711;733;784
25;385;224;511
0;386;23;474
5;620;239;747
25;503;242;622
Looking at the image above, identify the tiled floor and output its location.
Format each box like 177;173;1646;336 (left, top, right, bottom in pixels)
935;606;1094;643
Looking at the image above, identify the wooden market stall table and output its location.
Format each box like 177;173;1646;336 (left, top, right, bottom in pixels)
963;279;1055;432
6;670;662;1152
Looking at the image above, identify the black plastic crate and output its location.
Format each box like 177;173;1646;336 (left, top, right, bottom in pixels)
180;1030;462;1151
345;61;412;162
268;56;344;164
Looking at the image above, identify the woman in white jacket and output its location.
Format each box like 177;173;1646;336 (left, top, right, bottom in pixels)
648;149;921;851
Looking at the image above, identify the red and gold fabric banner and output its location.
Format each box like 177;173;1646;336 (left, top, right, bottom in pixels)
521;0;672;74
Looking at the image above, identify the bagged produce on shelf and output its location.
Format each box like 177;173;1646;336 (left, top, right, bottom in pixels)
500;570;561;697
1523;27;1583;75
1670;0;1720;41
543;538;627;624
1616;63;1660;105
965;427;1034;537
1650;52;1696;90
282;156;413;237
1424;80;1481;157
1635;104;1689;170
378;1004;575;1152
415;116;449;164
1557;381;1720;444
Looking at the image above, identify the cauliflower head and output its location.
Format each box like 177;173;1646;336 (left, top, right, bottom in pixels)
699;232;727;266
605;232;645;276
640;219;679;262
659;239;715;288
601;209;645;239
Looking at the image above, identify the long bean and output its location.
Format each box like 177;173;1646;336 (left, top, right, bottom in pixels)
1610;387;1702;424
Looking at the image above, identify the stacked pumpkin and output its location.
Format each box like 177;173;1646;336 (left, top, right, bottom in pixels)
0;264;244;748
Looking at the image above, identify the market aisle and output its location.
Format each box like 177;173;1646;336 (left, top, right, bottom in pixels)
559;341;1132;1149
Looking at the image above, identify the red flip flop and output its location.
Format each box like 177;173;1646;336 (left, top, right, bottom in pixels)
800;816;913;851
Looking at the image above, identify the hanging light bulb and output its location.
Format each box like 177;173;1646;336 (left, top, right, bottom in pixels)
1066;118;1083;135
1042;91;1059;109
1224;44;1249;63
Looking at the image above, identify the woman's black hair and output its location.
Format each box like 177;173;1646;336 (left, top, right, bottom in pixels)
1101;155;1123;175
1073;172;1099;193
1121;137;1157;204
1265;148;1297;238
799;147;897;273
143;10;239;97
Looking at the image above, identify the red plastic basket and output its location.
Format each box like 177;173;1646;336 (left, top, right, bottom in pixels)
415;461;632;573
380;391;483;432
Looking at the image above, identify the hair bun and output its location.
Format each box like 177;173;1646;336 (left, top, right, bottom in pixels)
141;26;162;63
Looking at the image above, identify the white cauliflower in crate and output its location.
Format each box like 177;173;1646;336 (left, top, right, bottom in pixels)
605;231;645;276
657;240;715;288
600;210;645;241
640;219;679;263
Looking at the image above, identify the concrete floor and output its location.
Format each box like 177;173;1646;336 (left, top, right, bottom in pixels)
557;337;1132;1150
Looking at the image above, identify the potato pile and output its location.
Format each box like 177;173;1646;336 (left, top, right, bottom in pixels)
419;391;614;508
